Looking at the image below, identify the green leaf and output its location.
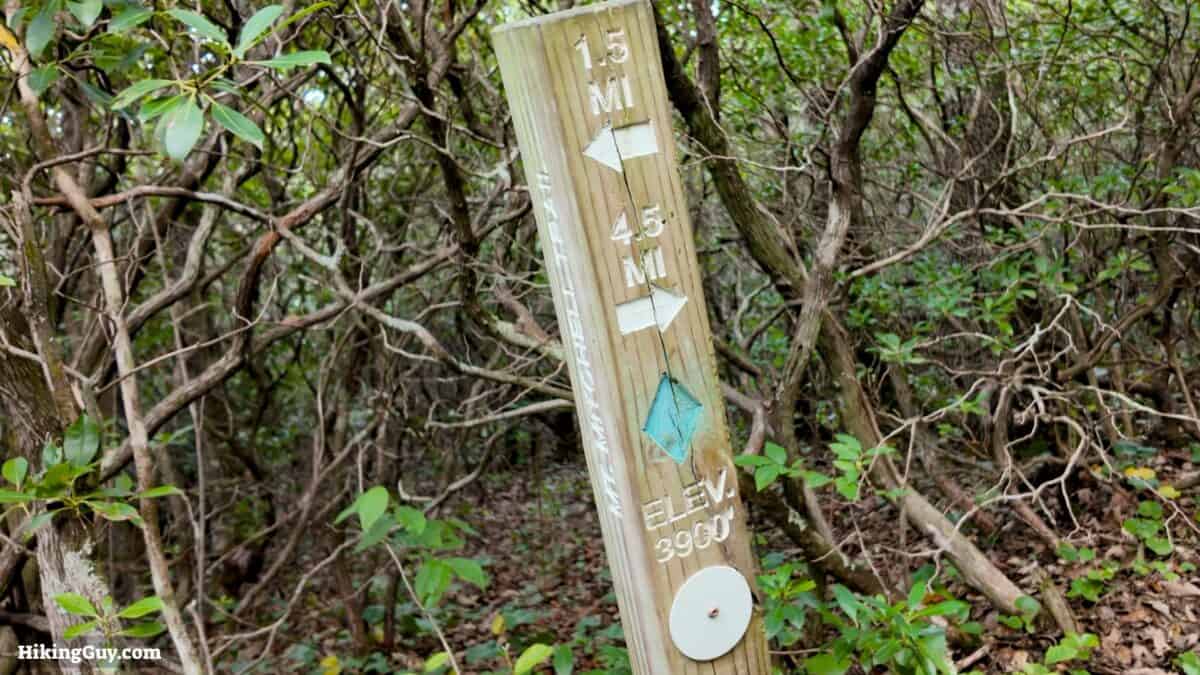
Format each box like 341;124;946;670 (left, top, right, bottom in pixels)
276;1;330;32
118;596;163;619
352;513;392;553
86;500;142;524
423;651;449;672
1176;651;1200;675
396;505;427;535
3;458;28;487
54;593;98;617
252;50;331;70
1146;536;1173;556
210;101;264;149
1044;643;1077;665
22;510;58;538
162;96;204;161
803;653;850;675
28;65;59;95
111;78;174;110
552;644;574;675
764;442;787;465
63;415;100;467
1014;595;1042;620
0;489;34;503
119;621;165;638
233;4;282;58
64;620;97;639
445;557;487;589
107;6;153;33
414;559;452;607
76;79;114;108
831;584;860;625
166;9;228;45
754;464;782;491
514;643;554;675
135;485;183;499
41;441;62;468
0;274;14;287
355;486;389;533
802;470;832;488
67;0;102;28
26;2;56;60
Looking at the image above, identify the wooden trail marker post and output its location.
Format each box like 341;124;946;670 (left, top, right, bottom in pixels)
494;1;769;672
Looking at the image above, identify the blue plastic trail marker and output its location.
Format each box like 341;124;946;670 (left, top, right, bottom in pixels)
643;374;703;463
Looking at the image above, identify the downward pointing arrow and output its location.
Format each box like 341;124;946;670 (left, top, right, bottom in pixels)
616;286;688;335
584;121;658;172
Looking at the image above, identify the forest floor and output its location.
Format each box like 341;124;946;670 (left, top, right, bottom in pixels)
355;450;1199;674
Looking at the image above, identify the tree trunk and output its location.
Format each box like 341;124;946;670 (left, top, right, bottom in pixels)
1;300;110;675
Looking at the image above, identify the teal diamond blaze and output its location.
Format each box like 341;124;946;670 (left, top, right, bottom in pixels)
642;374;703;464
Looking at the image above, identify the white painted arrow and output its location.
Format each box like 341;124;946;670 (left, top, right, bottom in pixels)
584;121;658;172
616;286;688;335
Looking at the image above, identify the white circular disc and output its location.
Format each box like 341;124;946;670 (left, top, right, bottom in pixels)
668;565;753;661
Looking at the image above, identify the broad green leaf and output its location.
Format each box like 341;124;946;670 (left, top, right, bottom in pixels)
1044;643;1077;665
445;557;487;589
162;97;204;161
28;65;59;95
253;50;330;70
67;0;102;28
26;2;56;59
356;486;388;533
754;464;781;491
138;95;179;122
54;593;98;617
552;644;574;675
111;78;174;110
76;79;113;108
117;596;163;619
87;500;142;524
1177;651;1200;675
803;653;850;675
2;457;28;487
0;274;14;287
21;510;58;538
63;415;100;467
107;6;152;33
352;513;392;553
166;9;228;45
119;621;165;638
0;489;34;503
423;651;449;672
233;4;282;58
276;1;330;31
396;505;427;535
764;441;787;465
210;101;264;149
414;559;452;607
41;441;62;468
513;643;554;675
135;485;183;499
802;470;832;488
831;584;860;625
1146;536;1173;556
64;620;97;639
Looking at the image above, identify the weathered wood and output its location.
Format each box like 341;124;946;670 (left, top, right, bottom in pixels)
493;2;769;672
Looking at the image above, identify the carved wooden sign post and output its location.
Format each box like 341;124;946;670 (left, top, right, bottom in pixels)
494;1;769;672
